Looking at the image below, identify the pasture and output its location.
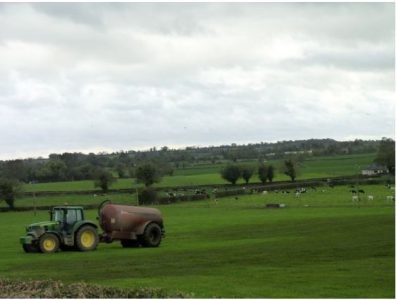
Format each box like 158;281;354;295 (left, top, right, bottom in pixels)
22;153;376;193
0;184;394;298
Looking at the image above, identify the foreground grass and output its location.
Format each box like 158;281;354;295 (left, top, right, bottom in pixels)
22;153;376;192
0;186;394;298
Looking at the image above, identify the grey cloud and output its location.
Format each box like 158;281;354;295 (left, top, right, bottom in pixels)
0;3;394;159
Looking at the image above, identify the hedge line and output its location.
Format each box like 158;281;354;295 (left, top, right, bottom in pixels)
23;174;391;197
0;195;209;212
0;278;191;298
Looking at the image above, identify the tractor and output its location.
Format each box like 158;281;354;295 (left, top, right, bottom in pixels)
20;206;98;253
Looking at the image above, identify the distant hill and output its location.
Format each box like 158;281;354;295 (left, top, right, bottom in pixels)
0;138;385;183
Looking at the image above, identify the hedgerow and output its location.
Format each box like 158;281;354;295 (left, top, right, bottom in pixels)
0;278;192;298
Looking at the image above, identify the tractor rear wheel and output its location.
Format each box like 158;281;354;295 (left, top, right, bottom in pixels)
140;223;162;247
39;233;60;253
75;226;99;251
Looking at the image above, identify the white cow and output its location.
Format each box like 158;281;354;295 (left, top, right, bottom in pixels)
262;190;268;195
367;195;374;201
352;195;359;202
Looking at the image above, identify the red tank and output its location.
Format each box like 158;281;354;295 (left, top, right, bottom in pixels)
98;202;164;246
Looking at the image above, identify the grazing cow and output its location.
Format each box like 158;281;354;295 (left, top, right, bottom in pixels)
350;190;357;194
367;195;374;201
358;189;365;194
352;195;359;202
295;188;306;194
386;195;394;201
295;192;301;198
262;190;268;195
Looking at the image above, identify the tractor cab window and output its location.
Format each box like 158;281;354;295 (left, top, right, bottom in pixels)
66;209;83;225
52;209;64;222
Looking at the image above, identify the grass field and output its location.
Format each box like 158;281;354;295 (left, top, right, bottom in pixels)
0;184;394;298
22;153;376;192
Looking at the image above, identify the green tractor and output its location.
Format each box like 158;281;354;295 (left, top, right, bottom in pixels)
20;206;98;253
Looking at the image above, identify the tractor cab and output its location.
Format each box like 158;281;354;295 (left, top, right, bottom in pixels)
50;206;85;231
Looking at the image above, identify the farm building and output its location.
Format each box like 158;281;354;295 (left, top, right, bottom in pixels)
361;163;388;176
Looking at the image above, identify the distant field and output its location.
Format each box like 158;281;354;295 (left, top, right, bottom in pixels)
6;183;395;211
22;153;376;192
1;184;394;298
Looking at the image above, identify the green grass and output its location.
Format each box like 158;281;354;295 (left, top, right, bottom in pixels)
22;153;377;193
174;153;376;178
0;184;394;298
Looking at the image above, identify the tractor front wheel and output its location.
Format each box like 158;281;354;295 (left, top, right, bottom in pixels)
75;226;99;251
22;243;39;253
22;234;39;253
39;233;60;253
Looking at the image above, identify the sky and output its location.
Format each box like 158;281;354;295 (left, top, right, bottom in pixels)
0;2;394;160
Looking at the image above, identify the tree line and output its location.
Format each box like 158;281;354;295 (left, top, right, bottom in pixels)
0;138;386;184
0;138;394;209
220;159;299;185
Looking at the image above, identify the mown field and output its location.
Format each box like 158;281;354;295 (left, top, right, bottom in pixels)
22;153;376;192
0;184;394;298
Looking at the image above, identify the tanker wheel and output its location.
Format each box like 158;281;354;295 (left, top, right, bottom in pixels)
121;239;140;248
39;233;60;254
141;223;162;247
75;226;99;251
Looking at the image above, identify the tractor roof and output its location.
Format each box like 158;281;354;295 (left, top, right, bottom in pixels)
53;206;84;210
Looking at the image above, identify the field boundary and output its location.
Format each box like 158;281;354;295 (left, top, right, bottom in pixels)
21;174;389;197
4;175;392;212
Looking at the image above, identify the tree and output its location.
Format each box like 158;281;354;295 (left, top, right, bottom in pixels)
115;163;128;178
136;163;161;187
36;159;67;182
267;165;275;183
138;187;158;205
221;164;241;185
240;165;255;184
258;164;268;184
375;138;395;174
283;159;297;182
1;160;27;181
93;168;116;193
0;178;21;209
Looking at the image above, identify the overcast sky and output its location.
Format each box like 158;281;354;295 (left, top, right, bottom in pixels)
0;3;394;160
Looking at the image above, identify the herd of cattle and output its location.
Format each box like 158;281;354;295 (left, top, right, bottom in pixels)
260;184;395;203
